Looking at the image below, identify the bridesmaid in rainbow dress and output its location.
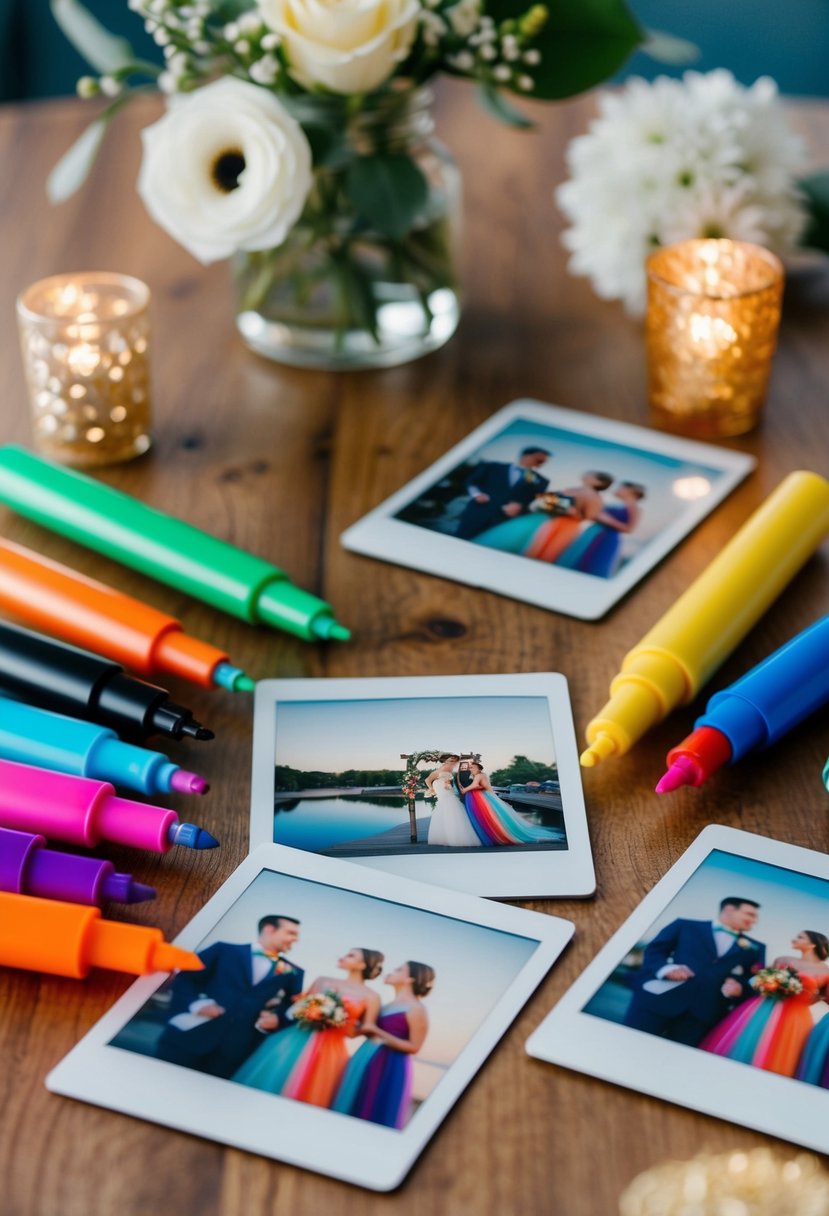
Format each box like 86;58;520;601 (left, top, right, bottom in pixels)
556;482;646;579
797;938;829;1087
233;947;383;1108
332;961;435;1128
457;762;559;846
473;471;614;563
701;931;829;1076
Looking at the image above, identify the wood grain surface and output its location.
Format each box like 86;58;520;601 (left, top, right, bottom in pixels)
0;84;828;1216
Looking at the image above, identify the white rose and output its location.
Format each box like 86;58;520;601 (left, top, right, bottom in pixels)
137;77;313;265
259;0;421;95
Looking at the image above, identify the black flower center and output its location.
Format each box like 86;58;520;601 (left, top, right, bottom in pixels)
211;149;246;193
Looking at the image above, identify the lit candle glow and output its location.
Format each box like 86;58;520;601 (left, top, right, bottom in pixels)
645;239;784;438
16;272;152;467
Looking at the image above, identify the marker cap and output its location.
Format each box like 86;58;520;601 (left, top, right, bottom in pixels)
256;579;348;642
95;793;179;853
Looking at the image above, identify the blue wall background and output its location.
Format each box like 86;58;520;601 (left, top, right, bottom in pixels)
1;0;828;101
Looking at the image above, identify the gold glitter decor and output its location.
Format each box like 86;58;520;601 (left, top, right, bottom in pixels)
17;272;152;467
619;1148;829;1216
645;239;784;438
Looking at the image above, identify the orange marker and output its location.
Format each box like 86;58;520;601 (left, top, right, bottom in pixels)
0;890;203;978
0;538;254;692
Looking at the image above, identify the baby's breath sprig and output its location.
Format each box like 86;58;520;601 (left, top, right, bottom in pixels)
120;0;285;95
416;0;548;96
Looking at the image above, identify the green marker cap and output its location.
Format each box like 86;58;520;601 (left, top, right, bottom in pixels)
256;580;351;642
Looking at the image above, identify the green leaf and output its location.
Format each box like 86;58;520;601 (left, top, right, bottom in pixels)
345;154;429;240
46;114;110;203
302;124;350;170
640;29;700;66
477;83;535;129
490;0;644;101
50;0;134;73
799;171;829;255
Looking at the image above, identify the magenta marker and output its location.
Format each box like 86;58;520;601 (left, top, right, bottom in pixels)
0;758;219;853
0;827;155;905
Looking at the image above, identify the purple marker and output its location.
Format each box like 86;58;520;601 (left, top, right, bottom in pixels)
0;827;156;906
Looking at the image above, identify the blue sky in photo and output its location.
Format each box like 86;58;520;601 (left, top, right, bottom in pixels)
275;696;556;773
618;850;829;964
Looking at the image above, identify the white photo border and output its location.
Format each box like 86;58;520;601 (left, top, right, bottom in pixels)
341;400;756;621
526;825;829;1154
250;673;595;898
47;843;573;1192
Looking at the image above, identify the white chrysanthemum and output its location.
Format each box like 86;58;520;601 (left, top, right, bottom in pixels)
557;70;808;315
137;77;312;264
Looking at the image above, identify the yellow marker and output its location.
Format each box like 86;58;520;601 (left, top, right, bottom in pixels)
581;471;829;768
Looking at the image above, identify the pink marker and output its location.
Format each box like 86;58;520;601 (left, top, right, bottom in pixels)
0;758;218;852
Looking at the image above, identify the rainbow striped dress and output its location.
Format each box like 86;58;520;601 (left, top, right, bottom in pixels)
331;1006;414;1128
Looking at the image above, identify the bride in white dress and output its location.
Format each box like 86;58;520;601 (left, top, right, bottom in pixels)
425;755;482;847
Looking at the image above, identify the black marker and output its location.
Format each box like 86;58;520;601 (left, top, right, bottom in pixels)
0;620;213;743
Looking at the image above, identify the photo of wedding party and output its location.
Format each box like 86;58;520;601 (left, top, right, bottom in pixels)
108;867;540;1132
583;850;829;1088
394;415;724;579
271;694;567;857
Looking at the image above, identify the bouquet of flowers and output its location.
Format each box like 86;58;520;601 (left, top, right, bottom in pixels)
557;69;829;316
291;989;351;1029
749;965;804;999
528;491;576;516
49;0;649;366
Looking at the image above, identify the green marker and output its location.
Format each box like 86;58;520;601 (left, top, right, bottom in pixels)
0;446;350;644
823;755;829;794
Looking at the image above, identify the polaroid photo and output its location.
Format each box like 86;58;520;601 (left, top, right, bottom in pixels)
250;672;594;899
341;400;755;620
47;844;573;1191
526;825;829;1155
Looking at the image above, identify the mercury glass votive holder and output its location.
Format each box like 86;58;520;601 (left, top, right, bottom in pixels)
17;272;152;466
645;239;784;438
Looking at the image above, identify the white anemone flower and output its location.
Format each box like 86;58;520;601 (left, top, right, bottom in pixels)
557;70;808;316
137;77;313;264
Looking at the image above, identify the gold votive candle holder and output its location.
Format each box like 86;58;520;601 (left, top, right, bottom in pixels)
17;271;152;466
645;239;784;438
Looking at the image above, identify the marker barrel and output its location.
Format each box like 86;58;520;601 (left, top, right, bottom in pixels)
0;537;248;689
698;614;829;754
0;445;347;642
0;890;201;977
582;471;829;764
0;757;179;851
0;620;211;742
0;827;154;905
0;695;205;796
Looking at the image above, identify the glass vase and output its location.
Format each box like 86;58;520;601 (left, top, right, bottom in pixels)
233;87;461;370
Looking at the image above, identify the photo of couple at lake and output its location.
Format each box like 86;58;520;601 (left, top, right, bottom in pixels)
109;869;541;1130
396;417;722;579
271;695;567;857
585;850;829;1088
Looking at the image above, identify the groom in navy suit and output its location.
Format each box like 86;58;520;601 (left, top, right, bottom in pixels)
455;446;551;539
624;897;765;1046
156;914;304;1078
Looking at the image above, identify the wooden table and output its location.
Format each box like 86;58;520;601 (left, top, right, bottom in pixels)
1;84;828;1216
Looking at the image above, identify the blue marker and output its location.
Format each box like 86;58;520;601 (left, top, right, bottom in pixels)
0;696;209;797
657;614;829;792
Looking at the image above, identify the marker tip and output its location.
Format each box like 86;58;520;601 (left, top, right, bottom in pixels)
168;822;220;849
170;769;210;795
655;764;692;795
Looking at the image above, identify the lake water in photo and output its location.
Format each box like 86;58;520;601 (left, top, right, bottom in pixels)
272;793;566;852
273;794;422;851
